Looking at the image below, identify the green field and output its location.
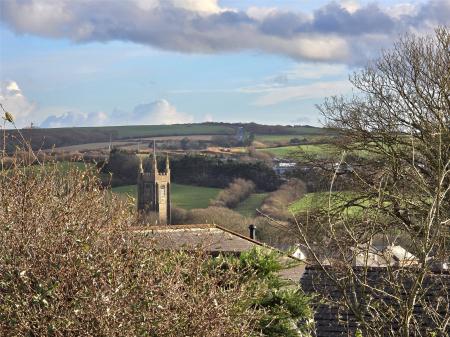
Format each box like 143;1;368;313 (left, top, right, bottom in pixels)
6;161;92;174
289;191;367;215
234;193;268;217
59;124;330;139
270;126;332;135
258;144;336;158
104;124;235;138
112;183;222;210
52;161;92;172
114;183;267;215
254;134;333;144
254;135;301;143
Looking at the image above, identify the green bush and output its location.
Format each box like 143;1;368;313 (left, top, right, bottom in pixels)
212;248;314;336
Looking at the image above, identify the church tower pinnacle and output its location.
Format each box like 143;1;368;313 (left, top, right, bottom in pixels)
137;143;171;225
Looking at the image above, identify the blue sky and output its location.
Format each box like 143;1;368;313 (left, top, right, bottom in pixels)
0;0;448;128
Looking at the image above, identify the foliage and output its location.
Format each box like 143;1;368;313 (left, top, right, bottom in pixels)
103;152;281;191
213;248;314;336
102;148;140;186
259;144;335;159
165;154;282;191
288;191;368;216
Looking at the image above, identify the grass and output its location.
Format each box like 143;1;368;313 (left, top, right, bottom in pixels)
258;144;336;158
2;161;92;174
112;183;222;210
263;125;332;135
254;135;301;143
52;161;92;173
48;124;236;139
114;184;267;215
234;193;268;217
288;191;368;216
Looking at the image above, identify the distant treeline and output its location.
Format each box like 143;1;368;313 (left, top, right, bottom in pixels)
102;150;281;192
2;128;117;152
225;122;329;135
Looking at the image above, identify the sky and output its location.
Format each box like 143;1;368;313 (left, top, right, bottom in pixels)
0;0;448;128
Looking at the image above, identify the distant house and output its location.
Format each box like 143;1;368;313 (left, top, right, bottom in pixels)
352;244;420;267
273;161;296;176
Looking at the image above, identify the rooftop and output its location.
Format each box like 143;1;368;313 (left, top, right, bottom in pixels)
132;224;263;253
131;224;306;281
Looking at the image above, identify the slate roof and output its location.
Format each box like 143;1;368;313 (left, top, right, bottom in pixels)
132;224;306;280
132;224;263;254
300;265;450;337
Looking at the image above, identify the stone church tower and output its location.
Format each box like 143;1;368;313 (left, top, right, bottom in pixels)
137;150;171;225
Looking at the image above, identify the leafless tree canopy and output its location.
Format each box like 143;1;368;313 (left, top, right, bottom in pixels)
297;27;450;336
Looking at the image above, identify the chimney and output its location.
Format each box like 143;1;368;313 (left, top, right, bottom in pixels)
248;224;256;240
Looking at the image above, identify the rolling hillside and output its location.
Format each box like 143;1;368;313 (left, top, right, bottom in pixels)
4;122;333;151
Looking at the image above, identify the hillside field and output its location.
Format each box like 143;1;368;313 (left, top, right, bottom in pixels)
58;124;236;139
288;191;367;216
234;193;268;217
112;183;222;210
113;184;268;216
258;144;335;158
254;134;333;144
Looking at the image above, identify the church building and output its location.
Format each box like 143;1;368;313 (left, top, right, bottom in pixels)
137;150;171;225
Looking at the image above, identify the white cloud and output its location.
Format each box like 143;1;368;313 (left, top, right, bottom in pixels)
246;6;278;21
203;113;214;122
1;0;448;64
387;3;419;18
128;99;193;125
40;111;108;128
135;0;222;13
0;81;36;126
340;0;360;14
40;99;193;128
268;63;348;85
242;80;353;106
237;62;351;106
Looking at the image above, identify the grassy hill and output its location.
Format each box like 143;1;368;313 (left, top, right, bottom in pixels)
5;123;236;150
288;191;366;216
258;144;335;158
88;124;236;139
4;122;334;152
234;193;268;217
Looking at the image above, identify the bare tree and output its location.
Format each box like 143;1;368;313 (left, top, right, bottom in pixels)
296;27;450;336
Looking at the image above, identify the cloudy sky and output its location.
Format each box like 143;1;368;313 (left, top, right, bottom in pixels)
0;0;449;128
